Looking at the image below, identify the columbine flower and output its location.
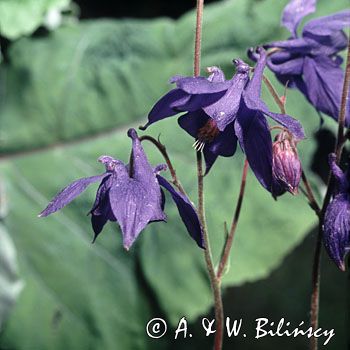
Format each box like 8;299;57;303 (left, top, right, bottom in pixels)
39;128;204;250
142;48;304;193
272;130;302;195
323;154;350;271
251;0;350;124
141;64;245;173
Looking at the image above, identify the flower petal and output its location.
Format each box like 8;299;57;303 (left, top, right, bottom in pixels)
128;128;161;186
156;175;205;249
203;71;249;131
175;76;232;94
328;153;348;192
39;173;110;217
235;108;273;191
302;55;350;124
176;92;227;112
303;10;350;38
91;195;116;242
109;179;165;250
207;66;226;82
203;150;219;176
89;174;113;215
178;110;209;138
206;123;237;157
323;193;350;271
268;55;304;75
91;214;109;241
89;175;116;242
203;127;237;174
267;111;305;140
281;0;316;37
140;88;190;129
244;48;305;140
265;37;312;54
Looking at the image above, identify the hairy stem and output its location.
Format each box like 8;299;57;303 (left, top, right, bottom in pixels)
196;152;224;350
262;74;286;114
217;159;249;281
140;135;187;196
194;2;224;349
194;0;204;77
310;38;350;350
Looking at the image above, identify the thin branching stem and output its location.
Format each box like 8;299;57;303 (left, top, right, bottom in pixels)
301;171;321;217
139;135;187;196
217;159;249;281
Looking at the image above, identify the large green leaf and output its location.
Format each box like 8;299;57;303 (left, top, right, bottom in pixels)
0;0;348;348
0;224;23;330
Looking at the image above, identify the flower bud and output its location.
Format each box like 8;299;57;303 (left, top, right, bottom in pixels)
323;154;350;271
272;131;301;195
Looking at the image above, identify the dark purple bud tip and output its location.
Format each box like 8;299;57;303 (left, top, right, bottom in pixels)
232;58;250;73
206;66;220;74
169;75;184;84
255;46;265;56
328;153;337;166
98;155;120;172
127;128;138;140
139;123;148;131
247;47;258;62
272;131;302;195
154;164;167;174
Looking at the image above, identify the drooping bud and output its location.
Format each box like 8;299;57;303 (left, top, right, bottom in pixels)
272;130;301;195
323;154;350;271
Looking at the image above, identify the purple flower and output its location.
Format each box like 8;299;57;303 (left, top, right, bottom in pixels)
142;48;304;194
272;130;302;195
39;128;204;250
323;154;350;271
141;64;243;174
253;0;350;124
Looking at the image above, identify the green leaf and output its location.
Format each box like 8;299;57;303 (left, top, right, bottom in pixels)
0;224;23;331
0;0;348;348
0;0;70;39
0;152;154;349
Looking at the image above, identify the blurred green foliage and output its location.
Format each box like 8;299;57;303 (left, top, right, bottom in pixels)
0;0;348;349
0;225;23;332
0;0;70;39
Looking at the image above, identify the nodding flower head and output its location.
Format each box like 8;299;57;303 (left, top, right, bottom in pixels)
142;47;304;187
253;0;350;125
39;128;204;250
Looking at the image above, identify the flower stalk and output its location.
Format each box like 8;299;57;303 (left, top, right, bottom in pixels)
139;135;187;196
217;159;249;281
193;1;224;349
